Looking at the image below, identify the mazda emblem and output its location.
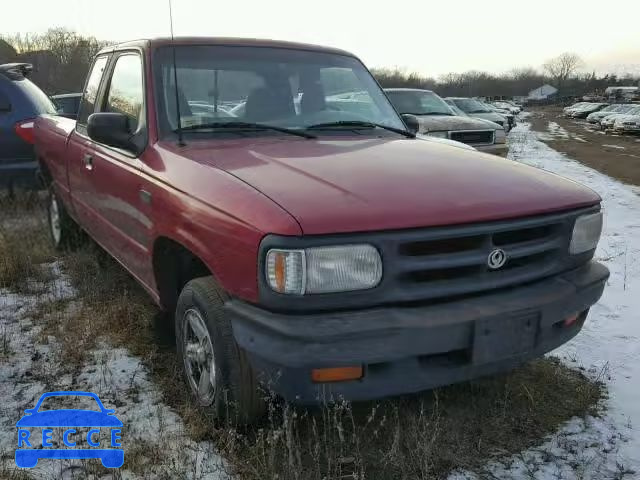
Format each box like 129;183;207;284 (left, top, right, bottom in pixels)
487;248;507;270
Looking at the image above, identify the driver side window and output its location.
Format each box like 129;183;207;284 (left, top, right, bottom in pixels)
103;53;144;133
77;55;109;128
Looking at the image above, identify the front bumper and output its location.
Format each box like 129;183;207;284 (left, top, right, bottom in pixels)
229;261;608;404
475;143;509;157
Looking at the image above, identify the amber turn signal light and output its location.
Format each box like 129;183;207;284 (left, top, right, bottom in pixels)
311;366;363;383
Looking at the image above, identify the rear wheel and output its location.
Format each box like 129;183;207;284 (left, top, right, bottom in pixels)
47;187;83;250
175;276;265;424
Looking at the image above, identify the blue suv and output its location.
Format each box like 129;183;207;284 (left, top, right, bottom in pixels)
0;63;57;191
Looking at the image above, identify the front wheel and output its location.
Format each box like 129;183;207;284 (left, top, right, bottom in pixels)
47;187;84;251
175;277;265;424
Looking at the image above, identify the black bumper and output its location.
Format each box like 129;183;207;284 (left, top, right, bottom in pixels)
0;160;40;189
228;261;609;404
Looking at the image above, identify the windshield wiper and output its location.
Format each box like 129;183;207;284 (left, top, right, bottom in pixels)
175;121;316;139
306;121;415;138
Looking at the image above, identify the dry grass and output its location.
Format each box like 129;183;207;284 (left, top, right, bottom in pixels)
0;194;55;293
0;194;607;479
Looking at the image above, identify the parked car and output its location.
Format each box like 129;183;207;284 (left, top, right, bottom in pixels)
35;37;608;423
613;111;640;134
563;102;588;116
51;93;82;119
0;63;57;190
385;88;508;155
586;104;633;124
444;97;510;130
569;103;608;118
492;101;521;114
601;106;640;130
483;102;516;130
187;101;234;119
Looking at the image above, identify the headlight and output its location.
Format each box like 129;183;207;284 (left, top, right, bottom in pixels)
569;212;603;254
495;128;506;144
426;131;448;139
266;245;382;294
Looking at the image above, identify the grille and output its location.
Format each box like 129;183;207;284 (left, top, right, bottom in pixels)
380;209;591;305
449;130;494;145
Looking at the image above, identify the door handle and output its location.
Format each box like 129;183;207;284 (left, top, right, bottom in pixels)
83;154;93;171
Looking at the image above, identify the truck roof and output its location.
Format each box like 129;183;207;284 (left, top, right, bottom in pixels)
97;37;357;58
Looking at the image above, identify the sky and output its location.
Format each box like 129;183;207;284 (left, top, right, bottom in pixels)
2;0;640;77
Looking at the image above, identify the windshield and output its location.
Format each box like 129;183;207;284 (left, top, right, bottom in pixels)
449;98;492;114
154;45;405;137
385;90;453;116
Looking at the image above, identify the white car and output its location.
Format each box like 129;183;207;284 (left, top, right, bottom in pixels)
492;101;520;114
586;104;635;124
601;106;640;130
613;111;640;134
563;102;589;116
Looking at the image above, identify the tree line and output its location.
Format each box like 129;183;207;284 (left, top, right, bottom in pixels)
0;28;109;94
1;29;639;100
373;52;639;100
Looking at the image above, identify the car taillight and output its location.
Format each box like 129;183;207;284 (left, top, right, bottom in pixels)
14;119;35;144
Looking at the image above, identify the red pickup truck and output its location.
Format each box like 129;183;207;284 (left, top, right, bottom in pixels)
34;37;608;423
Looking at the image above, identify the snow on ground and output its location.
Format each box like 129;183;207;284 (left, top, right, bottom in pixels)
538;120;588;143
0;265;227;480
450;117;640;479
603;144;626;150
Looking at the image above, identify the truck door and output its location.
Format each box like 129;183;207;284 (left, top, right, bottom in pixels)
72;51;154;286
67;54;110;227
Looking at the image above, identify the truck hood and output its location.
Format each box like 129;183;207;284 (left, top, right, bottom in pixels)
170;137;600;235
415;114;497;133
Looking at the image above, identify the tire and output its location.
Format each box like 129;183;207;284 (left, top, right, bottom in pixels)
175;276;265;424
47;186;83;251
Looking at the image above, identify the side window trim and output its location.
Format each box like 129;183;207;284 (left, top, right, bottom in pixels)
76;53;112;134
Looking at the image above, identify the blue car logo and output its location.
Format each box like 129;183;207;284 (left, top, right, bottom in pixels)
15;391;123;468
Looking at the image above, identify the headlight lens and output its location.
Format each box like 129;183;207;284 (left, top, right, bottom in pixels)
266;245;382;294
569;212;603;254
426;131;448;139
495;128;507;144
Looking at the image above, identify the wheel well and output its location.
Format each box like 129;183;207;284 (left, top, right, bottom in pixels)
153;237;211;312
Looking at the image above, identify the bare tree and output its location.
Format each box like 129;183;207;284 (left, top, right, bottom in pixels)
543;53;583;91
1;28;110;94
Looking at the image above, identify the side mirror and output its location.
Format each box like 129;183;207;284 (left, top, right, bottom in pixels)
87;113;136;151
401;114;420;134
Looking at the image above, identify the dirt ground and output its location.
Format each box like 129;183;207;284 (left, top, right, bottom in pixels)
527;106;640;186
